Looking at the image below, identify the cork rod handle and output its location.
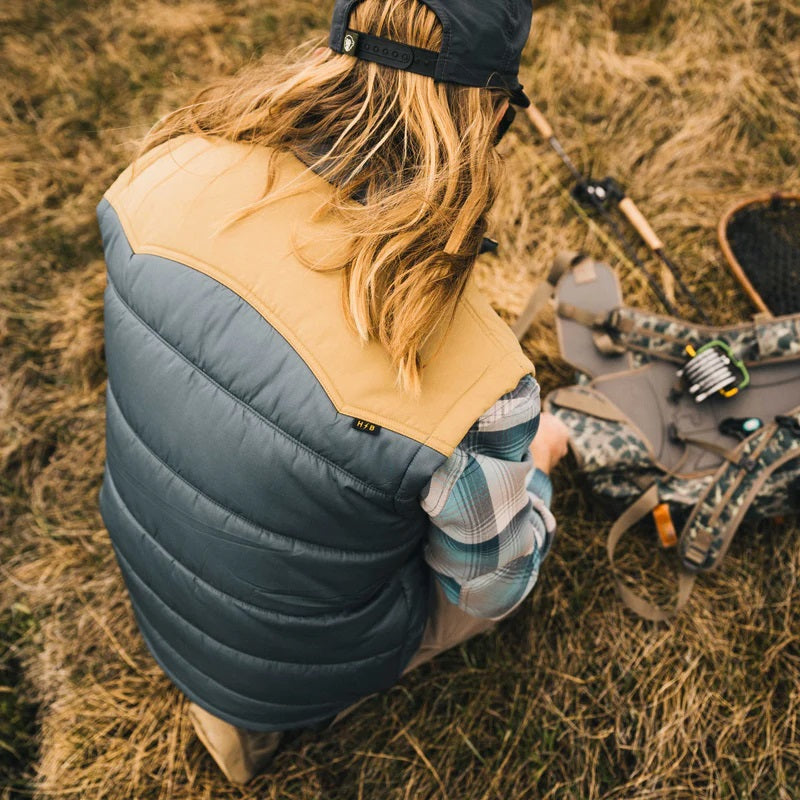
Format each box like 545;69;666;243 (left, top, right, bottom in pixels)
525;104;554;140
618;197;664;252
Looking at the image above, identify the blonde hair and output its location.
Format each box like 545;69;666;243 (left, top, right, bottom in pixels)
140;0;509;394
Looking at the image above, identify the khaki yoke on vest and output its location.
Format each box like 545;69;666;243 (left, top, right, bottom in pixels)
98;134;533;731
104;134;533;455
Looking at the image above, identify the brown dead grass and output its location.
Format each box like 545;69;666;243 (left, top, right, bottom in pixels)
2;0;800;797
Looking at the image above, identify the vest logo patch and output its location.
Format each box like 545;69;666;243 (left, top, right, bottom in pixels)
351;418;381;436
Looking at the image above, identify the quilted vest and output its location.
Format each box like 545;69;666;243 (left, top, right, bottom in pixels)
97;134;533;731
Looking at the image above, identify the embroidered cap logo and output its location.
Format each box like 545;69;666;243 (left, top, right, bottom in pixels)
343;33;357;53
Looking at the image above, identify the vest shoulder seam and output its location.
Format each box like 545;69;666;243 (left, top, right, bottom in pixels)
463;292;535;374
394;440;439;512
107;228;454;454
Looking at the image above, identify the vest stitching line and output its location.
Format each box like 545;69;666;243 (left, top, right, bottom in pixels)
113;543;407;669
396;571;421;674
105;274;395;500
105;383;411;560
105;466;397;619
135;614;353;714
393;443;424;515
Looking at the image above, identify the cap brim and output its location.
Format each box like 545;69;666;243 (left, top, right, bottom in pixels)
510;86;530;108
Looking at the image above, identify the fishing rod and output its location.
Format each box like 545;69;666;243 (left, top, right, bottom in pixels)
574;175;711;324
524;104;711;325
524;105;678;317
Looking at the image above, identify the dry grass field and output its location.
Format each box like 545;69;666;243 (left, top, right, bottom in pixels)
2;0;800;797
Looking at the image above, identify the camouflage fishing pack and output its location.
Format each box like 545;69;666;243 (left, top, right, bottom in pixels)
528;253;800;620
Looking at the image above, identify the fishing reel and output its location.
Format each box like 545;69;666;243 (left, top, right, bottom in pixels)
676;340;750;403
572;176;625;210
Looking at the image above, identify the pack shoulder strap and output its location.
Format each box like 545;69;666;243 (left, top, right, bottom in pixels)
609;409;800;620
681;409;800;571
547;385;630;424
512;252;584;341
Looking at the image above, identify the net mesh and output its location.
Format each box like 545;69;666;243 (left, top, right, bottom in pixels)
724;196;800;315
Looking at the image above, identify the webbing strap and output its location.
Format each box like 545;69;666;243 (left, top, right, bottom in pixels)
557;302;609;329
548;386;631;424
592;331;628;356
607;485;697;622
512;253;580;341
555;301;631;356
670;429;743;467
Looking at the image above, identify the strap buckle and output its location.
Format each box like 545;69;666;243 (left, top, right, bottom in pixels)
604;308;621;334
682;527;715;571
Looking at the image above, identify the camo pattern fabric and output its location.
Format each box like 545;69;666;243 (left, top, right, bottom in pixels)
657;474;713;507
549;405;652;474
611;308;800;365
753;458;800;518
680;417;800;571
572;451;798;517
551;401;669;505
611;309;699;363
587;471;713;507
755;317;800;360
549;392;800;520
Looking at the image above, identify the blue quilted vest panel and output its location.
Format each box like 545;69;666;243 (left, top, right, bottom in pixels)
97;198;446;731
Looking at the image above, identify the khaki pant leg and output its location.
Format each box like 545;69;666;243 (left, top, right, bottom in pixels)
187;702;283;785
191;576;500;758
330;576;497;725
401;577;496;674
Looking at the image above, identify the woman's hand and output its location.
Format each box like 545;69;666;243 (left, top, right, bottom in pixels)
529;413;570;475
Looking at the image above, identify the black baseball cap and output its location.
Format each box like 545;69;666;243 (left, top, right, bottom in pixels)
329;0;533;108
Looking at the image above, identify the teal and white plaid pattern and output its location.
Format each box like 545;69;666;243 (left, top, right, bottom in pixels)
422;374;556;619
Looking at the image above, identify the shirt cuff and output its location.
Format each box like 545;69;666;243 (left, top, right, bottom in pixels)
528;468;553;507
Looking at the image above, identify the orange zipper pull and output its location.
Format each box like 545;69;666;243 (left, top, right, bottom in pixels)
653;503;678;548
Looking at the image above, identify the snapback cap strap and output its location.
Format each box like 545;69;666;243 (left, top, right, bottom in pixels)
339;29;438;78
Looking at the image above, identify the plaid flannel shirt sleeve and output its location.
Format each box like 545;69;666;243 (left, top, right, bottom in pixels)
420;374;556;620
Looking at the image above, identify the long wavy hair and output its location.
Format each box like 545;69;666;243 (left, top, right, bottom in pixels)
139;0;510;394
